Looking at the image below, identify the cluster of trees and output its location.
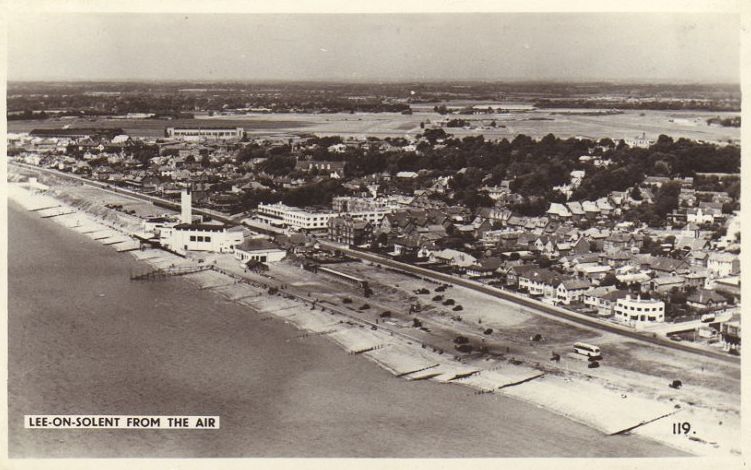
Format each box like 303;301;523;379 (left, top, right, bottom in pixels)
446;119;470;128
8;110;54;120
534;99;740;112
216;178;350;213
8;86;409;116
256;156;296;176
706;116;741;127
510;196;550;217
572;135;739;201
9;81;740;117
693;174;740;199
622;182;682;227
280;179;347;207
234;130;739;218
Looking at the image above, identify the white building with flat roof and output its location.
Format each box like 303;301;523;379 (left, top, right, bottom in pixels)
257;202;387;231
331;196;405;213
158;188;245;253
160;223;245;253
613;295;665;328
234;238;287;264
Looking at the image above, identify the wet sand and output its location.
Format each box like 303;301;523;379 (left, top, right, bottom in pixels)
7;202;686;457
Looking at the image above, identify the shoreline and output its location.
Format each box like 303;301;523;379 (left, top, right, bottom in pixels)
7;177;738;457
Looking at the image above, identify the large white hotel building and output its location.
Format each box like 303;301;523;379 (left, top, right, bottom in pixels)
257;202;389;231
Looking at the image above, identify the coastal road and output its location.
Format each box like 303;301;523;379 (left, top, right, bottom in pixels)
316;240;741;366
11;162;740;365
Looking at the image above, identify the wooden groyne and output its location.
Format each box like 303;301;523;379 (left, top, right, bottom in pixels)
130;265;211;281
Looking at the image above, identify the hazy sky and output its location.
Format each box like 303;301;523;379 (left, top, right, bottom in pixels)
7;13;740;83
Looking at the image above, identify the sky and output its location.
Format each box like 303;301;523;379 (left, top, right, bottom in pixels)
7;13;741;83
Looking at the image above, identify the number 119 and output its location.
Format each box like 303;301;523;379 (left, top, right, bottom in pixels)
672;422;691;435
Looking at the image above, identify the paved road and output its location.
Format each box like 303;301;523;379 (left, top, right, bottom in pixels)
11;162;740;365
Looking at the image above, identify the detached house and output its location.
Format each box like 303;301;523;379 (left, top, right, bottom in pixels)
429;249;477;269
392;234;427;258
603;232;642;252
648;256;691;276
582;287;630;317
565;201;585;221
686;289;728;311
517;267;561;298
466;257;505;279
707;252;740;277
547;203;572;221
555;278;592;305
328;216;373;247
651;275;686;293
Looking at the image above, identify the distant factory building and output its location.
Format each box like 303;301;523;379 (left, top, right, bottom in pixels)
165;127;245;141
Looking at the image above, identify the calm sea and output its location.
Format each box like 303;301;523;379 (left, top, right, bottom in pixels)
7;202;685;458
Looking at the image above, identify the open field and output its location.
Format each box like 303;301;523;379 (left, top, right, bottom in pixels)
7;117;313;138
9;108;740;143
216;109;739;142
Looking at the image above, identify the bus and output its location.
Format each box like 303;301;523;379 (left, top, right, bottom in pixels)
573;342;601;358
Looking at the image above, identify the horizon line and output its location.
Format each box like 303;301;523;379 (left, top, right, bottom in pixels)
7;78;741;87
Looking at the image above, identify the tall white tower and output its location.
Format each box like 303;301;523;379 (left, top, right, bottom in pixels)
180;189;192;224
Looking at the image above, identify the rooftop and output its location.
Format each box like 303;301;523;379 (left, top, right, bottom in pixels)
236;238;282;252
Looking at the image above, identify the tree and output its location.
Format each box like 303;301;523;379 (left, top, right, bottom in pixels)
536;256;555;269
669;287;687;305
257;156;296;176
600;272;618;287
375;232;388;248
422;128;448;144
722;201;738;214
654;181;682;218
630;186;642;201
